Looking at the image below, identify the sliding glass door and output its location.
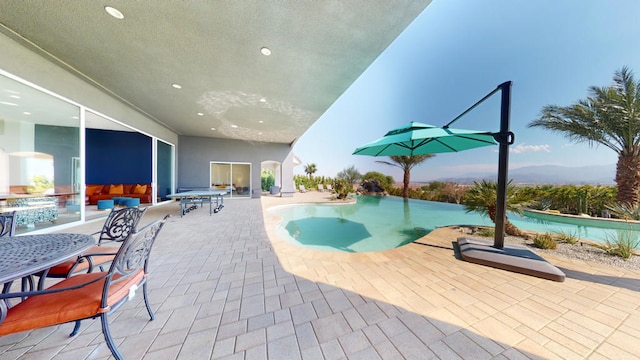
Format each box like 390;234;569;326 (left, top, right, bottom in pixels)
1;70;176;232
210;162;251;198
157;140;174;201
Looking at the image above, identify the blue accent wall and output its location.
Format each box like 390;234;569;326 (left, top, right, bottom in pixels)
86;129;152;184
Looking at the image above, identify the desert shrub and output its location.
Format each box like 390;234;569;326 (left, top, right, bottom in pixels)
554;230;579;245
476;227;494;238
533;233;557;249
332;178;352;200
607;203;640;220
387;187;402;197
602;229;640;259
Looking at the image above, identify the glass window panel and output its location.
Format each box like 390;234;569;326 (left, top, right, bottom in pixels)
210;163;231;187
231;163;251;198
0;74;81;233
157;139;174;201
210;162;251;198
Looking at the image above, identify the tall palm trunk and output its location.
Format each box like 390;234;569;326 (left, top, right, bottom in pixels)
402;169;410;199
615;151;640;205
376;155;434;199
504;220;526;237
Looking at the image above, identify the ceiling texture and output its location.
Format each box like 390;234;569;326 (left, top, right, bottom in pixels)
0;1;431;145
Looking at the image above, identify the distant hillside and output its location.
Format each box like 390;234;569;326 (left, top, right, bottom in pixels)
433;164;616;185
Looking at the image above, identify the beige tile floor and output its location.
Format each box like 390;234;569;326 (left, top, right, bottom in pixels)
1;192;639;359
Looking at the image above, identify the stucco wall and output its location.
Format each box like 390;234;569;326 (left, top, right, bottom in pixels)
178;136;292;198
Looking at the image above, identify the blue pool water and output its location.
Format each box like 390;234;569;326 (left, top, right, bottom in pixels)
272;195;634;252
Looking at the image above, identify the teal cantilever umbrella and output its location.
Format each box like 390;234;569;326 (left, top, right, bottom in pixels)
351;83;564;281
352;122;497;157
353;81;514;249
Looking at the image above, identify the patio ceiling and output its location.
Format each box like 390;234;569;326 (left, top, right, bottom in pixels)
0;1;431;144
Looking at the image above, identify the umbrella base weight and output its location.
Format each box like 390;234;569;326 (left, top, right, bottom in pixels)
456;237;566;282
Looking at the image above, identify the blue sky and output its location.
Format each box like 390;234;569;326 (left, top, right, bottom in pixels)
293;0;640;182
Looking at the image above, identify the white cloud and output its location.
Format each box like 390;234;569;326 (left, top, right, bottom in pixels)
510;143;551;154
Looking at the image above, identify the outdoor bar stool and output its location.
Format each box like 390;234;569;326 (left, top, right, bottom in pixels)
97;199;114;210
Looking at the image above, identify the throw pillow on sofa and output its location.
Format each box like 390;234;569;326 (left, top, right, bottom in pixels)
133;184;147;194
109;184;124;195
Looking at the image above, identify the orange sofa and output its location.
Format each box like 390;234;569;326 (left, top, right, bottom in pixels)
86;184;152;205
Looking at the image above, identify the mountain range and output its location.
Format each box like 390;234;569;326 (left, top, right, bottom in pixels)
433;164;616;185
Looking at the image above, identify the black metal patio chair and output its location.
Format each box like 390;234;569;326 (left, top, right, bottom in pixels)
0;214;171;360
0;211;32;303
42;206;148;282
0;211;16;238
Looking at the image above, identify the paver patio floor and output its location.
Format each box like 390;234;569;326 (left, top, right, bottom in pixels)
1;192;638;359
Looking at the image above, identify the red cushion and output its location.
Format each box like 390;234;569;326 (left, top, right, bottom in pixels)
46;246;119;277
0;270;145;336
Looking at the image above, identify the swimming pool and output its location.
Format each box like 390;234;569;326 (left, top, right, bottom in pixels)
272;195;637;252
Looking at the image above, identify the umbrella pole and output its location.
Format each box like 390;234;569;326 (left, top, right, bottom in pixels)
494;81;513;249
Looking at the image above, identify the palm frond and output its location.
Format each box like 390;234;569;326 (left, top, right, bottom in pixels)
529;66;640;155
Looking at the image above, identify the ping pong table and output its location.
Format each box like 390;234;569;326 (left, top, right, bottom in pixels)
167;189;228;217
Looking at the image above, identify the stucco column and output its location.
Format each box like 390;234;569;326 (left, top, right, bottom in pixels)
280;151;296;197
274;163;282;189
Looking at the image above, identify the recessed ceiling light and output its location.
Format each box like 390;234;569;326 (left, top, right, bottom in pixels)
260;47;271;56
172;83;182;89
259;120;264;124
259;98;266;103
258;132;262;135
23;112;31;115
105;6;124;19
231;124;238;128
210;127;216;131
197;112;204;116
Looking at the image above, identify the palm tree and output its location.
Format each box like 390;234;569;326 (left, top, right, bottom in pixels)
376;155;434;198
303;163;317;180
463;180;529;237
529;66;640;205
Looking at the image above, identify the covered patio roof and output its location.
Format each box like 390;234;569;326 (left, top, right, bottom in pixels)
0;1;432;144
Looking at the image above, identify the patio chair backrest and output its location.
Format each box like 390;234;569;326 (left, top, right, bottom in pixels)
0;211;17;238
97;207;148;245
101;214;170;307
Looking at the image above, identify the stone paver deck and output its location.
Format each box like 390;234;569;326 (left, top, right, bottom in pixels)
1;191;639;359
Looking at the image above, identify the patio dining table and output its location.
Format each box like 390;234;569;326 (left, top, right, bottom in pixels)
0;233;94;288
